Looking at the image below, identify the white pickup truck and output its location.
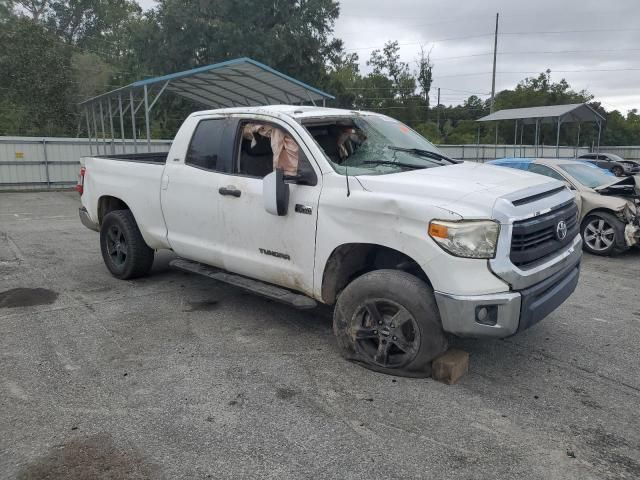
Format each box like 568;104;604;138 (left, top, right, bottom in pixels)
78;105;582;376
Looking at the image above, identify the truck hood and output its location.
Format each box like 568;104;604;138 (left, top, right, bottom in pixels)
355;161;563;218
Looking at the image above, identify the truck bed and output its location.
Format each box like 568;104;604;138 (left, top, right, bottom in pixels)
94;152;169;164
81;153;169;250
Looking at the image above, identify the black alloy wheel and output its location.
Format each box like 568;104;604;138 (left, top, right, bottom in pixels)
105;224;128;267
352;299;420;368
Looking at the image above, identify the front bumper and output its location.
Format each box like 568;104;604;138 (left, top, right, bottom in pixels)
79;207;99;232
435;258;580;338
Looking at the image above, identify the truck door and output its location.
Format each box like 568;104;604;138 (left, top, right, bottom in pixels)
160;116;232;267
214;117;321;296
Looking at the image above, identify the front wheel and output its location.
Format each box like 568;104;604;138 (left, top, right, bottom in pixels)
100;210;154;279
333;270;447;377
581;212;627;256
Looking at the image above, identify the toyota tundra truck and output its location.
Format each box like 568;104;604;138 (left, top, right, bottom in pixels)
77;105;582;376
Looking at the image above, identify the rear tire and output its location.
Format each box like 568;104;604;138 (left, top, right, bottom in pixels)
581;212;627;256
333;269;447;377
100;210;154;279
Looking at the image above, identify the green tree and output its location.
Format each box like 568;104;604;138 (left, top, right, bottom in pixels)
603;109;640;145
416;45;433;109
414;121;441;143
324;51;361;109
46;0;141;55
13;0;49;20
0;0;14;20
0;16;75;135
368;40;416;101
125;0;341;86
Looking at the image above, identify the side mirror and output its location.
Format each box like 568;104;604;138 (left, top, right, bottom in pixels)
263;168;289;216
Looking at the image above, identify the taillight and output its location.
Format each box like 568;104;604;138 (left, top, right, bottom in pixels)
76;166;86;195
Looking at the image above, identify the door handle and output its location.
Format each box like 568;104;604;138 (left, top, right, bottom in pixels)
218;186;241;198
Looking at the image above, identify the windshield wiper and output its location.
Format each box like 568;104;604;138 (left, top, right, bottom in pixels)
360;160;426;170
386;146;458;164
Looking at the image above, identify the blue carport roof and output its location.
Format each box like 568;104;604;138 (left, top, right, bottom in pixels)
80;57;334;108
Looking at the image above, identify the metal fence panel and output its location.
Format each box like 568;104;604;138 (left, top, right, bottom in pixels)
0;136;172;190
438;144;593;162
2;136;640;190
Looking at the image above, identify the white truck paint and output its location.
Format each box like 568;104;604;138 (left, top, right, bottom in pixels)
79;105;582;344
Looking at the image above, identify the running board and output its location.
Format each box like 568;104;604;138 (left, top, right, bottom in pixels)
169;258;318;310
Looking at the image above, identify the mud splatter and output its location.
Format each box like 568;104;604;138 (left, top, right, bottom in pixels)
183;300;219;312
276;387;298;400
16;433;160;480
0;288;58;308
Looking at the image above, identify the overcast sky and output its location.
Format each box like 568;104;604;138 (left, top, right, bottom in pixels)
140;0;640;113
335;0;640;113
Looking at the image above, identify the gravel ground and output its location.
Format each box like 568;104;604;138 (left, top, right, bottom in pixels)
1;191;639;480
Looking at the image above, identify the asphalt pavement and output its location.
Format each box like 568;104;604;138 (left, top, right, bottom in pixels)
1;191;639;479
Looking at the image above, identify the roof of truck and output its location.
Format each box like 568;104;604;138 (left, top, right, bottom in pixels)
191;104;380;119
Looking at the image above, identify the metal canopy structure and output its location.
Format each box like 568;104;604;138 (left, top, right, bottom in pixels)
79;57;334;155
477;103;606;157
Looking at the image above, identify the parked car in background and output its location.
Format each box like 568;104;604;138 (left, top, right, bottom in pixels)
578;152;640;177
490;158;640;256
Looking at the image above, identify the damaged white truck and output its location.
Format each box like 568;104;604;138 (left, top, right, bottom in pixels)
78;106;582;376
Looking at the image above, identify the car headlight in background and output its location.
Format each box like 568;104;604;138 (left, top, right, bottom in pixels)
428;220;500;259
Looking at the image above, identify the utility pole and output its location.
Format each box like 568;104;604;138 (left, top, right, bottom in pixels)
436;87;441;130
490;12;499;113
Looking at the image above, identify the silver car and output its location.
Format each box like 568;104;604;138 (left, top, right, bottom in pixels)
578;152;640;177
490;158;640;256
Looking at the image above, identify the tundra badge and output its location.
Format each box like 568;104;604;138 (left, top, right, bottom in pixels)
259;248;291;261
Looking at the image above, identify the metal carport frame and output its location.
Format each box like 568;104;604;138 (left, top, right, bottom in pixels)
477;103;606;158
79;57;334;155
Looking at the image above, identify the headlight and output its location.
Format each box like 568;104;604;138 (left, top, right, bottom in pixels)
428;220;500;259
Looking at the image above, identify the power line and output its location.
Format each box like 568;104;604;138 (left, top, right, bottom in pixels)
431;47;640;63
501;28;640;35
427;67;640;79
342;27;640;54
344;33;495;51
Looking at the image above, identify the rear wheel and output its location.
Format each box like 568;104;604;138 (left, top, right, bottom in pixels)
581;212;627;256
100;210;154;279
333;270;447;377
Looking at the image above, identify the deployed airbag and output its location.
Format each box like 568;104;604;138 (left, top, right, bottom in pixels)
242;123;299;176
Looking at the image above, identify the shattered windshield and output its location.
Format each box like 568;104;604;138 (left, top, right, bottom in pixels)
560;164;617;188
304;115;453;176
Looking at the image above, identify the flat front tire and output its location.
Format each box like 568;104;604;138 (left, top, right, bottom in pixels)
100;210;154;279
333;269;447;377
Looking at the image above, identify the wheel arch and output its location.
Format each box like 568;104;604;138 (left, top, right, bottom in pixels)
581;207;624;227
97;195;131;225
320;243;431;305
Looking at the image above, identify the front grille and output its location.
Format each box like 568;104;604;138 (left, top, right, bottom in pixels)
510;201;579;267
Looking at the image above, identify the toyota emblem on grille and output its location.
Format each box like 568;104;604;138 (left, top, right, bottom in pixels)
556;220;568;240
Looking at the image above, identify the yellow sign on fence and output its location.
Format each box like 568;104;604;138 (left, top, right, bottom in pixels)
15;152;24;159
